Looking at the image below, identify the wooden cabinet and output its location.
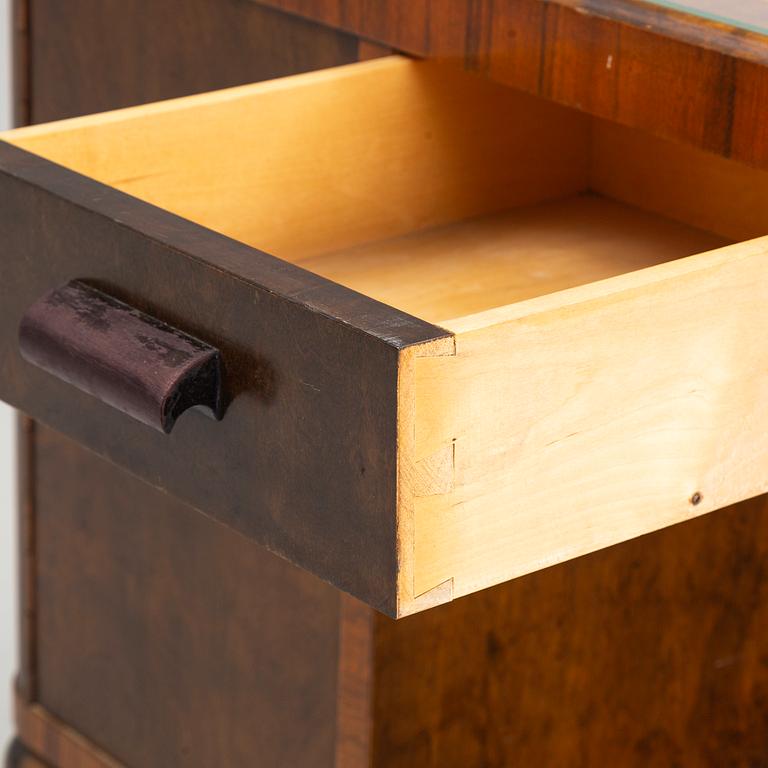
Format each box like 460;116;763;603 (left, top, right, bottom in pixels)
5;1;768;765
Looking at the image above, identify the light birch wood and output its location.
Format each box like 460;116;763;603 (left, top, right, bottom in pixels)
299;194;726;323
407;239;768;603
1;56;589;260
591;119;768;242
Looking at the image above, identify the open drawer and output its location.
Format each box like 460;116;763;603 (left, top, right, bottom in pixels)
2;56;767;617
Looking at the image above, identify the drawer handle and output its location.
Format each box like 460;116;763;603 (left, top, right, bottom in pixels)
18;280;224;433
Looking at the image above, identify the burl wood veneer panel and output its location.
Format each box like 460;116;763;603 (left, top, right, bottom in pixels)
374;495;768;767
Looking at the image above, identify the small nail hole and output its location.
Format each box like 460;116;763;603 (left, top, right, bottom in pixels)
690;492;702;506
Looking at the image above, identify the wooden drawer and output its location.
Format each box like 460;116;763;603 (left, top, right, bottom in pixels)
1;56;767;617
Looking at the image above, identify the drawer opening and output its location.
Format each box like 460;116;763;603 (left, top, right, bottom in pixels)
4;56;766;331
5;56;768;614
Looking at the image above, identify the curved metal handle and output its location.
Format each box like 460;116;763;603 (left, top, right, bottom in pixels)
19;280;224;433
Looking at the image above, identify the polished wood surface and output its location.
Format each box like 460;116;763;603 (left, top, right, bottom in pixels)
335;597;374;768
10;0;768;765
15;416;36;704
255;0;768;169
11;1;29;126
374;494;768;767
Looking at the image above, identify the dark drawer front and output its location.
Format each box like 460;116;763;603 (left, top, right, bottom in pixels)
0;142;446;616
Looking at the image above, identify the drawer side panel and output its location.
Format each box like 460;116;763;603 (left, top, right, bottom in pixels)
415;240;768;598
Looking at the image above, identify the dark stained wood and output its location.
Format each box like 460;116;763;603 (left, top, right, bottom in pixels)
15;416;37;703
335;596;374;768
28;0;360;123
10;10;385;767
372;494;768;767
4;740;50;768
20;281;225;434
8;2;377;704
11;1;29;127
12;0;393;611
731;58;768;167
33;425;343;768
0;140;448;615
536;4;737;155
26;424;768;768
356;40;393;61
255;0;768;167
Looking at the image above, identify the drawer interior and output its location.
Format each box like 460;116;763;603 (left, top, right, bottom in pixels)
6;56;768;611
5;55;767;330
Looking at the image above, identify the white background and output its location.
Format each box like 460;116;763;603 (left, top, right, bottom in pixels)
0;0;18;754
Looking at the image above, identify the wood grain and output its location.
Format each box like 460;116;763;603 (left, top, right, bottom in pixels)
373;494;768;767
335;596;374;768
0;136;450;616
731;58;768;168
255;0;768;168
13;5;768;766
4;740;50;768
11;0;29;127
7;50;768;611
23;428;768;768
591;118;768;242
9;12;383;768
16;695;121;768
32;425;344;768
3;57;589;262
412;238;768;600
15;416;36;703
28;0;359;123
297;193;727;323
